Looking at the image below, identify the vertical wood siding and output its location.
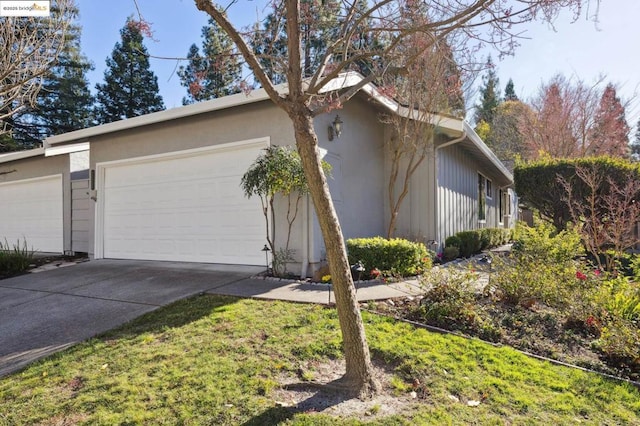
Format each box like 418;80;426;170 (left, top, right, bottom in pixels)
384;143;436;243
437;144;502;245
71;179;91;253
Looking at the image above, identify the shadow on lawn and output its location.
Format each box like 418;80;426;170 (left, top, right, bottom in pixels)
243;381;361;425
98;294;241;340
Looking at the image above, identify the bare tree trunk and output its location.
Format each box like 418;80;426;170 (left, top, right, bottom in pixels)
289;111;380;398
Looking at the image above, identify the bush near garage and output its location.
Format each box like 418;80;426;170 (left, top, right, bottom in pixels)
346;237;431;279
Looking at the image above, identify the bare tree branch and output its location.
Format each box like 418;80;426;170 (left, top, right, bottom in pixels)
0;0;71;132
194;0;287;110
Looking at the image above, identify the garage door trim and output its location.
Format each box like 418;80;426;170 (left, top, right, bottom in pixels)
94;137;270;260
0;173;62;189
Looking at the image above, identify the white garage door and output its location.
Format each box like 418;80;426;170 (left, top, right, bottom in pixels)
0;175;64;253
99;140;267;265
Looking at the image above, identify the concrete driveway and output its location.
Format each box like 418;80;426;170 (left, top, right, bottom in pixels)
0;259;263;378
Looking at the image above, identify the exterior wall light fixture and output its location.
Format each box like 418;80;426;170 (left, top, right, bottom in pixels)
328;115;343;141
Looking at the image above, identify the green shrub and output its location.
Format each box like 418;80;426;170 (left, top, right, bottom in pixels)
491;223;586;307
444;235;461;249
597;276;640;322
456;231;482;257
515;156;640;231
417;269;502;341
490;255;580;307
487;228;511;246
0;239;35;278
593;318;640;372
511;221;583;264
443;246;460;261
478;229;491;250
630;255;640;280
416;269;478;328
346;237;430;278
444;228;511;259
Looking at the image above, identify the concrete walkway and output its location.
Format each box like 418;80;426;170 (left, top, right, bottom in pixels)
0;259;422;378
207;276;423;304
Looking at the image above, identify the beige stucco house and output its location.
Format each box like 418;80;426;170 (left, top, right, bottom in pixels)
0;145;89;254
0;73;516;276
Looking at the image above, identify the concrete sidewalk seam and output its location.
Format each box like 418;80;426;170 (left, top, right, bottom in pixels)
0;286;162;309
203;276;256;292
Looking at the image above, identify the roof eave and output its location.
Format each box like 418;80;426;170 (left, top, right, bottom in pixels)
0;147;45;164
45;86;279;146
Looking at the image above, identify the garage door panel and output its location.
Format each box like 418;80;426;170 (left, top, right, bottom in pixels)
0;175;63;253
102;142;267;264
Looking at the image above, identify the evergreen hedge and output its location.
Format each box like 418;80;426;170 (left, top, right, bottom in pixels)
444;228;512;258
514;156;640;231
346;237;431;277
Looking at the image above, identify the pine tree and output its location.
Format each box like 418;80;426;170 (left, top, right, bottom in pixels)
250;13;287;85
250;0;341;85
489;100;532;166
38;40;94;135
32;1;93;138
95;18;165;124
178;17;242;104
589;84;630;157
474;56;501;126
504;78;518;101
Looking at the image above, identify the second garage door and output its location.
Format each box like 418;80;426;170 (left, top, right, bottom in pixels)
0;175;63;253
98;140;268;265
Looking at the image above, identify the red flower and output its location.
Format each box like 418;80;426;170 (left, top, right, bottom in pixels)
593;269;601;277
586;316;597;326
370;268;381;279
576;271;587;281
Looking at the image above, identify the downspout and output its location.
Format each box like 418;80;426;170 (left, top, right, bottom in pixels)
433;131;467;250
301;194;310;278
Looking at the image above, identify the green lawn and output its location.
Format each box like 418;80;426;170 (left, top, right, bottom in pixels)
0;295;638;425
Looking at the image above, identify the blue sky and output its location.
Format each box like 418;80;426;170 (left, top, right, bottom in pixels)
77;0;640;131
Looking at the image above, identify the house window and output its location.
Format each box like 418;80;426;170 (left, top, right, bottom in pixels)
478;173;486;222
485;178;493;199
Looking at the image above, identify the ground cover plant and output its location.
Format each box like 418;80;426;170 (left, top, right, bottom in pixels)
0;238;34;279
388;222;640;383
1;295;638;425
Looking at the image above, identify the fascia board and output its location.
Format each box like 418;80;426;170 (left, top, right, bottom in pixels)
0;147;45;164
44;142;89;157
45;86;282;146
